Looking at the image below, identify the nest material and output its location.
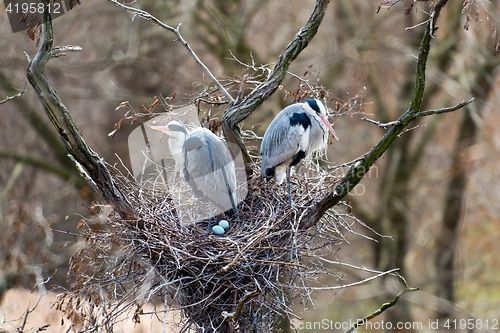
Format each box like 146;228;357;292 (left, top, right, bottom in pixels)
58;152;363;332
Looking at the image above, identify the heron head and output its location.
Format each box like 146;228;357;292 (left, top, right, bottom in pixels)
150;121;189;157
297;99;339;141
150;120;187;136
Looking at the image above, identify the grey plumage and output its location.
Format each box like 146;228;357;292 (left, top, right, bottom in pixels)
151;121;238;215
260;99;338;205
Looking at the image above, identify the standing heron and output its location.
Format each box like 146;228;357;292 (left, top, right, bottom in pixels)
260;98;339;205
151;121;238;224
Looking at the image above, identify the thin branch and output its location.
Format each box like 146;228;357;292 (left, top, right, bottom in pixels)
107;0;234;104
416;98;474;117
361;98;473;131
0;85;26;104
20;267;48;333
397;124;427;138
361;117;400;129
305;268;400;290
287;71;315;92
405;19;430;31
344;274;419;333
327;156;365;172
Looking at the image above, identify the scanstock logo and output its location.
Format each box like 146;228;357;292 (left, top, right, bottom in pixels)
4;0;81;33
127;105;247;226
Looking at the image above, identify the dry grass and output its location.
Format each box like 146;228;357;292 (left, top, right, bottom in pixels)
0;288;172;333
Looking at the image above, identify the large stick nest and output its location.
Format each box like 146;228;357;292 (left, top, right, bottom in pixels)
56;95;370;332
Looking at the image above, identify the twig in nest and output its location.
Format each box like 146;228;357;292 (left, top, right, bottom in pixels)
222;284;261;323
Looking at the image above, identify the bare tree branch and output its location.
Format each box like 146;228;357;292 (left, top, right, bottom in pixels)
361;117;400;129
106;0;329;166
417;98;474;117
361;98;473;129
107;0;235;104
0;86;26;104
299;0;472;229
222;287;261;323
344;274;418;333
305;268;400;290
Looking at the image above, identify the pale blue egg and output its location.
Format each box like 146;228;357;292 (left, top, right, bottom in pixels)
218;220;229;229
212;225;225;235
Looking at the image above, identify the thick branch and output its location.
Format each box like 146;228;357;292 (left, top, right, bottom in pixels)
26;1;134;218
300;0;466;229
222;288;261;323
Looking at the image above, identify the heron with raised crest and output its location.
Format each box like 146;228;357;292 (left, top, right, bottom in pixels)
260;98;338;206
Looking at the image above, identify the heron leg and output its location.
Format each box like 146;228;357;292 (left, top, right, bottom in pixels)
286;166;292;206
207;217;214;235
301;166;310;195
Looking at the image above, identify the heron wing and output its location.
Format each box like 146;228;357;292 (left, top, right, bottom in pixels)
184;128;238;213
260;105;307;174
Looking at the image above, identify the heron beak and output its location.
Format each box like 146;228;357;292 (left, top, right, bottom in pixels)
150;125;171;135
319;115;339;141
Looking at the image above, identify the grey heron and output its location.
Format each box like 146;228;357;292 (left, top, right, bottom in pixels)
260;98;338;205
151;121;238;225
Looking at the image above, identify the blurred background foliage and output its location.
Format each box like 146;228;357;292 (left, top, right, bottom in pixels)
1;0;500;331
